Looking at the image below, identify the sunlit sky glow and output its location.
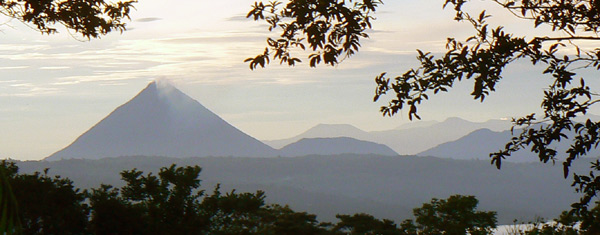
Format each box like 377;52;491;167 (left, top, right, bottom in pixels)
2;0;599;160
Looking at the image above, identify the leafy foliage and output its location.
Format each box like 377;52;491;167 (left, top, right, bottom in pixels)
407;195;497;235
332;213;400;234
202;186;330;234
247;0;600;218
2;161;88;235
329;195;496;235
245;0;382;69
1;162;504;234
3;162;333;234
8;160;600;234
573;201;600;235
89;165;207;234
0;0;136;39
87;184;148;234
0;161;21;235
377;0;600;218
507;202;600;234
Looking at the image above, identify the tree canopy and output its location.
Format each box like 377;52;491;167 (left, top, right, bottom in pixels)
0;0;136;39
244;0;381;68
2;161;332;234
408;195;497;235
1;161;502;235
5;160;600;234
246;0;600;218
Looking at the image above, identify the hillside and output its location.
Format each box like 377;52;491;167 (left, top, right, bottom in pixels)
419;128;600;162
279;137;398;157
17;155;588;224
264;124;372;149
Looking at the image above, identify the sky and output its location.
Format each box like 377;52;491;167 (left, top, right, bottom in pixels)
1;0;599;160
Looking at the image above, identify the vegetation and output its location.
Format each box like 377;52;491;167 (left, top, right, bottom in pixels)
5;164;88;234
0;160;502;234
0;0;136;39
0;165;21;234
246;0;600;220
330;195;498;235
405;195;497;235
505;206;600;235
4;160;600;233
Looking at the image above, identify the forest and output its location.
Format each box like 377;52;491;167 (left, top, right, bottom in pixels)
2;160;599;234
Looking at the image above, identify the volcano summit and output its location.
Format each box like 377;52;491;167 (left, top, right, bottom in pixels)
46;81;277;160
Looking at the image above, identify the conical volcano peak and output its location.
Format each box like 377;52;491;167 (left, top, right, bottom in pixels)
133;80;196;110
136;79;181;98
45;81;277;160
153;78;178;92
142;79;180;97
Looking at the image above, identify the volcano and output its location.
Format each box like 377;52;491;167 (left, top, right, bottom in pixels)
46;81;278;160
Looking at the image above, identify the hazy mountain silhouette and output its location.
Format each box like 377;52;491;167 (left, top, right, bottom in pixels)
279;137;398;157
266;117;512;155
417;128;531;161
46;81;277;160
369;117;512;155
264;124;372;149
418;127;600;162
394;120;439;130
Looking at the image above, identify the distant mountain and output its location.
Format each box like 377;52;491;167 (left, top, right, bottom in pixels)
370;117;513;155
279;137;398;157
394;120;439;130
417;128;529;161
418;128;600;162
264;124;372;149
265;117;513;155
46;81;277;160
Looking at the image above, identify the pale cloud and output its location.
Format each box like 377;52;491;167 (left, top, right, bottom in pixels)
0;26;309;87
135;17;162;22
0;84;61;97
52;81;80;86
9;83;34;87
105;62;142;65
0;80;21;83
99;82;129;86
55;72;142;84
0;44;50;52
39;66;70;70
224;15;252;22
158;34;266;44
29;87;59;93
0;53;50;60
0;66;29;70
362;47;416;55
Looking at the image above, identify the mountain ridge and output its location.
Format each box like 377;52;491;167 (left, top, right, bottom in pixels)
264;123;372;149
279;137;398;157
418;127;600;162
265;117;513;155
46;81;277;160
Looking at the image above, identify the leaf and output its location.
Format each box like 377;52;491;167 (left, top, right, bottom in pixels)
408;104;420;121
478;10;486;22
